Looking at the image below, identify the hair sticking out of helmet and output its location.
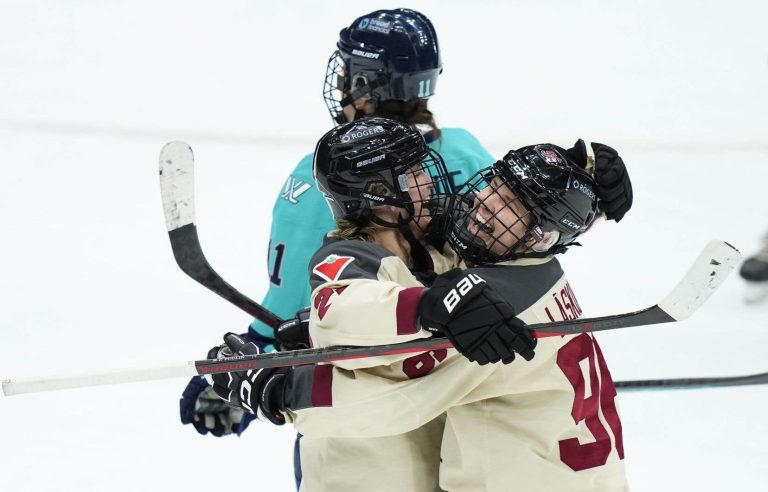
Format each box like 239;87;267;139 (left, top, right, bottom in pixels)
446;144;599;265
312;117;453;236
323;9;442;125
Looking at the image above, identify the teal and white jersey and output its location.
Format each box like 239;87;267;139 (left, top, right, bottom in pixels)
250;127;494;341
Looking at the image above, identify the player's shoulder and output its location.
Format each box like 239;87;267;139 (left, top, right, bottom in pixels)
470;257;565;310
438;127;481;142
309;237;396;287
288;152;315;178
271;151;327;218
431;127;494;168
434;127;485;151
310;237;395;270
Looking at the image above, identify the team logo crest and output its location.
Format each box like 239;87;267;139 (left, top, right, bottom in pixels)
312;255;355;282
281;175;312;204
539;149;562;164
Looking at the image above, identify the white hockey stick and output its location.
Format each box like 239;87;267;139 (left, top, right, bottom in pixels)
1;240;740;396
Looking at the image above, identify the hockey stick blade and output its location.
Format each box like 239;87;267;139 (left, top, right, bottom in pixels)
616;371;768;391
2;241;740;396
534;239;741;336
159;141;283;328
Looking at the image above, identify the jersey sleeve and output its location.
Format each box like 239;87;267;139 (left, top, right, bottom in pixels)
285;357;494;438
307;240;433;369
248;153;337;345
287;258;584;440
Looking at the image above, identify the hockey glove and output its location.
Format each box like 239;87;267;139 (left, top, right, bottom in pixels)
275;307;311;350
419;269;537;365
567;139;633;222
208;333;289;425
179;376;255;437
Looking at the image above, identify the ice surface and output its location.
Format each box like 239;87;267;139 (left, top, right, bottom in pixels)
1;1;766;491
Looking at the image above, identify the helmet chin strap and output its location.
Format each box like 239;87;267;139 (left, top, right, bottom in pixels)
368;212;409;229
368;199;415;229
367;203;431;271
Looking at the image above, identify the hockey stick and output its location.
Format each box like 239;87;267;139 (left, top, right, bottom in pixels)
159;141;283;329
615;371;768;392
155;141;758;395
2;239;741;396
158;142;740;338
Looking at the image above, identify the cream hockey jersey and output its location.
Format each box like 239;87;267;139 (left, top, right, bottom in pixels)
286;237;628;491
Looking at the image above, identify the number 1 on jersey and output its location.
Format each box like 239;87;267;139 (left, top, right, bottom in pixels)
268;241;286;286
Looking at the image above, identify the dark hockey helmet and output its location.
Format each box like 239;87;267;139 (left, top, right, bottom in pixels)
323;9;442;124
446;144;599;265
313;117;451;231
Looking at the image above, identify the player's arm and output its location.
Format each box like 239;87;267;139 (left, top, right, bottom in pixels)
291;268;536;438
307;241;433;369
284;362;496;438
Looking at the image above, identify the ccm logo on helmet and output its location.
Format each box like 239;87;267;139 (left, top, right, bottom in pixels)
443;274;486;313
341;125;385;144
352;49;380;59
560;215;581;231
448;231;468;251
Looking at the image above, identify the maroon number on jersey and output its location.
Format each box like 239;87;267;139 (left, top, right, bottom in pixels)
402;349;448;379
556;333;624;471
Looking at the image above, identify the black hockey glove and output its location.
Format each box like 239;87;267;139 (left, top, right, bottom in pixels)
275;307;311;350
567;139;633;222
179;376;256;437
419;269;537;365
207;333;289;425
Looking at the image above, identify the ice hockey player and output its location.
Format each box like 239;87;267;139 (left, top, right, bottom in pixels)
181;8;633;491
207;119;632;491
209;116;473;490
179;8;494;453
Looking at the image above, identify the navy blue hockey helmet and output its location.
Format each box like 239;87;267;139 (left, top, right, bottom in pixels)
446;144;599;264
313;117;451;230
323;9;442;124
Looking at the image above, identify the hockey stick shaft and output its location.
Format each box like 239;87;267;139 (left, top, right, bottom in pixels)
6;363;765;396
1;239;741;396
6;145;741;396
615;371;768;391
159;141;283;329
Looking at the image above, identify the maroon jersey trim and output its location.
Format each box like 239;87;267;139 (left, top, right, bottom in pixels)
396;287;425;335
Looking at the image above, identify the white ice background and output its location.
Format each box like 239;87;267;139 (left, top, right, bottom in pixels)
1;1;767;491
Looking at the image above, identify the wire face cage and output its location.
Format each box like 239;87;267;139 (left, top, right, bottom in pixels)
323;51;347;124
446;166;547;265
